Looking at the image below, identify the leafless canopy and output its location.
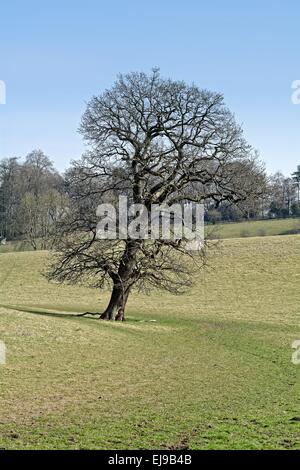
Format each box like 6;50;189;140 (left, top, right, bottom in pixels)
47;69;265;320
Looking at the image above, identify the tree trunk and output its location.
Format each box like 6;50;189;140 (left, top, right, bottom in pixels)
100;240;140;321
100;283;130;321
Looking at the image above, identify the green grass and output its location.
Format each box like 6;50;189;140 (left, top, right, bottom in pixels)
0;235;299;449
207;217;300;239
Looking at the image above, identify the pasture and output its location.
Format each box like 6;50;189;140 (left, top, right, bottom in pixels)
207;217;300;239
0;235;299;449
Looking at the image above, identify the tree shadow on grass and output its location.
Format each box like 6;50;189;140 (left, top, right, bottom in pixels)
0;304;155;324
0;304;101;320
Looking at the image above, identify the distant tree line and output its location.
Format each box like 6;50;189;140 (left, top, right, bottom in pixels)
0;149;299;249
0;150;67;249
205;165;300;224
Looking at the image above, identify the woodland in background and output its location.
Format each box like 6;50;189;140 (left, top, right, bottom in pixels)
0;151;299;249
0;150;67;249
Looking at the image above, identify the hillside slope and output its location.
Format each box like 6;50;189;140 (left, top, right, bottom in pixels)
0;235;299;449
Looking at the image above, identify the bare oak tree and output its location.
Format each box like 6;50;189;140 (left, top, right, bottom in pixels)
47;70;264;321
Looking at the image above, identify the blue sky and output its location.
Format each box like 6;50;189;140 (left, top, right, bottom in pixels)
0;0;299;174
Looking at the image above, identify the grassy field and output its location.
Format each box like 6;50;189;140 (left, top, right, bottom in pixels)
1;218;299;256
0;235;299;449
207;217;300;240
